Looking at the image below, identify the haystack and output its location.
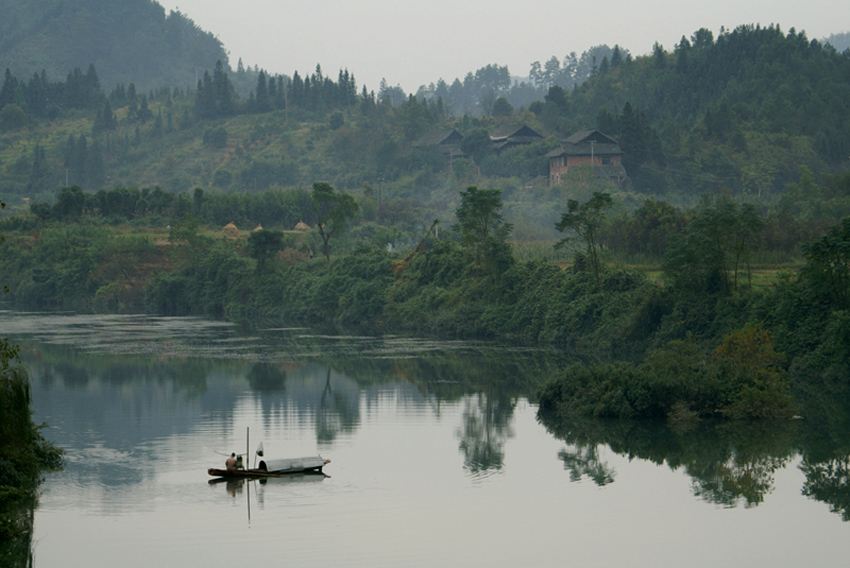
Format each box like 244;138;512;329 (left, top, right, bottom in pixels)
223;222;239;238
294;221;311;232
252;223;263;232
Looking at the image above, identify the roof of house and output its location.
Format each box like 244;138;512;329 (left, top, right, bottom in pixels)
547;129;623;158
490;124;543;152
413;129;463;147
489;124;542;142
564;129;618;145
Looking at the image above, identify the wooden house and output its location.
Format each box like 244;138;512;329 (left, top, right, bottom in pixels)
489;125;543;153
413;129;464;165
546;130;628;186
413;129;463;152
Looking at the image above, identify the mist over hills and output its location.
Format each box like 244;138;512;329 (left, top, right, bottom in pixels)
0;0;228;92
0;0;849;229
825;32;850;53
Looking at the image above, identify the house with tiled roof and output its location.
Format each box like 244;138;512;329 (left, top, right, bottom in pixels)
546;129;628;186
489;125;543;153
413;129;464;166
413;129;463;150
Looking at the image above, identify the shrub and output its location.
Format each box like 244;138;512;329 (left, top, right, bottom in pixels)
202;126;227;148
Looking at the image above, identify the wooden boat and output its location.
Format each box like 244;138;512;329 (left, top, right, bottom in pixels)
208;456;330;478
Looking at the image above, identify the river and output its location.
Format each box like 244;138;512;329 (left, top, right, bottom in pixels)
2;311;849;567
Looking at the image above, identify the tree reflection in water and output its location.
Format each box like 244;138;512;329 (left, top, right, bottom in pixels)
315;367;360;444
801;456;850;521
684;422;795;508
558;444;615;486
537;411;850;516
246;363;287;392
0;493;36;568
456;391;516;476
689;451;789;508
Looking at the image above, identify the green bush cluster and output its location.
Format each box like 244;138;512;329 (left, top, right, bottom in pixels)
538;327;795;421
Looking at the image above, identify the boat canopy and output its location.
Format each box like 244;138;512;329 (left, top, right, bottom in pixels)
258;456;326;472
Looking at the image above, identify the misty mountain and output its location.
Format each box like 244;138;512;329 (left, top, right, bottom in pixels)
824;32;850;53
0;0;229;92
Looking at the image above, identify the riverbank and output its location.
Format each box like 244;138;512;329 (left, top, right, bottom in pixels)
0;338;63;566
0;218;847;421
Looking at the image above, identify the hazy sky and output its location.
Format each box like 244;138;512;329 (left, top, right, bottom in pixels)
159;0;849;93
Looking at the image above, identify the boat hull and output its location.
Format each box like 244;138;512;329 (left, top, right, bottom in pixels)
208;457;330;478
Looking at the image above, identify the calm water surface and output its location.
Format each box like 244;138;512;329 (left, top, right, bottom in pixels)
2;311;849;567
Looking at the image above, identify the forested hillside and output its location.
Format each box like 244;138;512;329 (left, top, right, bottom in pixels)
0;23;849;240
0;0;228;92
534;25;850;196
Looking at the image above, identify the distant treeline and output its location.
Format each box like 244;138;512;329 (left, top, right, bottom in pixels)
0;64;102;122
24;185;315;231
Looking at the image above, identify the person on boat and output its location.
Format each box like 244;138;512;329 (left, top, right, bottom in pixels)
226;453;237;472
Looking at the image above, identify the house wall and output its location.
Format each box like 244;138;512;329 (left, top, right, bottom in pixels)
567;155;620;167
549;154;621;185
549;157;568;185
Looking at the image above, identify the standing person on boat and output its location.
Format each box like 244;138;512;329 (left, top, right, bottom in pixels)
225;453;237;472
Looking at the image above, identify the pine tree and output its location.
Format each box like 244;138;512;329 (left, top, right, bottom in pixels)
195;71;216;119
136;95;153;122
153;111;163;137
26;144;48;193
92;99;117;134
212;60;236;116
86;140;105;189
255;70;270;113
0;68;18;109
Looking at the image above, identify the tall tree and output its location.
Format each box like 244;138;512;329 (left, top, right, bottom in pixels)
26;144;48;193
460;129;493;167
454;186;513;273
254;70;270;112
311;182;359;262
555;192;614;286
663;196;764;294
247;229;284;273
801;217;850;310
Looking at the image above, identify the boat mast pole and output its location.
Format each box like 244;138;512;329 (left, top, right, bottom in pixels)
246;427;249;471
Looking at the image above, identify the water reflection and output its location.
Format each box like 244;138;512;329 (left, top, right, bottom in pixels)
0;492;36;568
456;392;516;476
246;363;287;392
558;444;615;486
539;410;850;518
4;312;850;567
316;367;360;443
801;456;850;520
209;474;326;499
